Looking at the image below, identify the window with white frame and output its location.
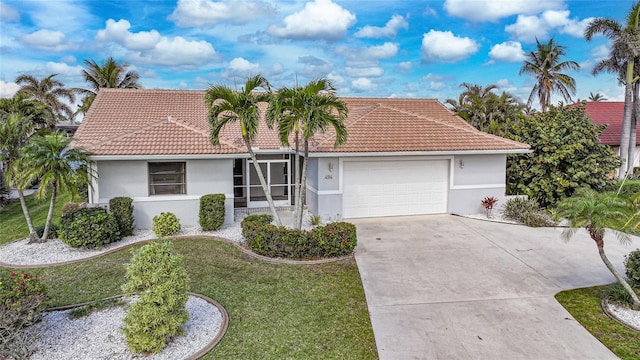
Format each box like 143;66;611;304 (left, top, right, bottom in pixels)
148;162;186;195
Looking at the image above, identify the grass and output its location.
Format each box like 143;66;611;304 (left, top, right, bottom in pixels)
556;286;640;359
0;239;378;359
0;191;73;245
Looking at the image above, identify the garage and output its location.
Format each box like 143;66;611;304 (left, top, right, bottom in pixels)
342;160;449;218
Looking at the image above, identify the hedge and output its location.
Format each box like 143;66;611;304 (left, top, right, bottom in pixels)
241;215;356;260
199;194;225;231
59;207;121;248
109;197;134;236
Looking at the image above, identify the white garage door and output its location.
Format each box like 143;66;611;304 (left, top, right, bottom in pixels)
342;160;449;218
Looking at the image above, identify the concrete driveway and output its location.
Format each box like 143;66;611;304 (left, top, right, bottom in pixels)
353;215;636;360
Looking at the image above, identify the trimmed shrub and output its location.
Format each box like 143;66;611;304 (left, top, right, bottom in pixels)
241;214;273;239
625;249;640;286
0;272;47;359
61;202;82;215
122;241;189;354
199;194;225;231
34;223;58;239
59;207;121;248
242;217;357;260
109;197;135;236
501;197;539;223
152;212;181;238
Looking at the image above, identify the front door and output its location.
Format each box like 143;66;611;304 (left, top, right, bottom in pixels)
247;159;290;207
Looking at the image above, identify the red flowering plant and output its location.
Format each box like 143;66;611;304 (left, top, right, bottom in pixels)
0;271;47;354
480;196;499;218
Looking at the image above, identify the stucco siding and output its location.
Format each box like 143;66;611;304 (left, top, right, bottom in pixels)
452;154;506;187
448;187;506;215
94;159;234;229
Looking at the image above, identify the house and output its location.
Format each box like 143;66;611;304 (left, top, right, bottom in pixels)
71;88;530;229
582;101;640;167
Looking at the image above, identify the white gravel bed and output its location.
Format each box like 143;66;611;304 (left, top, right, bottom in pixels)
27;295;223;360
0;222;244;266
607;302;640;330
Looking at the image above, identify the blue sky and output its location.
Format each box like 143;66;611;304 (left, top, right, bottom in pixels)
0;0;632;109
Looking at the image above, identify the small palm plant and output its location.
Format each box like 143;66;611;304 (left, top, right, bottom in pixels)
557;188;640;310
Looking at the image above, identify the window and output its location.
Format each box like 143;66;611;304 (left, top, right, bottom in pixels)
148;162;186;195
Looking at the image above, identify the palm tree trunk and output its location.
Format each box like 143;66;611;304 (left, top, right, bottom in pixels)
597;244;640;310
18;189;39;243
296;139;310;229
246;140;282;227
293;129;301;228
619;63;635;178
630;82;640;174
41;187;57;241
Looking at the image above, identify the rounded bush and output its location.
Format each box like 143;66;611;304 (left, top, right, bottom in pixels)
59;207;121;248
625;249;640;286
34;223;59;239
522;211;555;228
199;194;225;231
501;197;539;223
122;241;189;354
152;212;181;238
109;197;135;236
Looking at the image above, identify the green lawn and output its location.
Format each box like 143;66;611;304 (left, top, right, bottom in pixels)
556;286;640;359
0;239;378;359
0;191;73;245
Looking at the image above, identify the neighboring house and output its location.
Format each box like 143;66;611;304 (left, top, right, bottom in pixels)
72;89;530;229
582;101;640;167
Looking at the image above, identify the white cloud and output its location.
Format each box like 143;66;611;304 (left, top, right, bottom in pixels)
429;81;446;91
298;56;332;76
44;62;84;77
0;81;20;98
362;42;398;59
222;57;262;79
351;77;375;92
488;41;526;62
354;14;408;39
25;0;92;34
169;0;276;27
96;19;161;51
95;19;217;68
421;30;479;62
128;37;218;68
326;72;346;87
345;66;384;77
20;29;76;52
421;73;450;82
395;61;412;74
506;10;594;42
0;2;19;22
267;0;356;41
444;0;563;22
60;55;77;64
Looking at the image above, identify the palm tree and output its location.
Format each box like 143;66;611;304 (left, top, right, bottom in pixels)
0;93;55;131
20;132;92;241
75;57;142;114
16;74;75;123
588;92;608;101
267;79;348;229
557;189;640;310
205;75;283;226
519;38;580;112
586;2;640;178
0;113;38;242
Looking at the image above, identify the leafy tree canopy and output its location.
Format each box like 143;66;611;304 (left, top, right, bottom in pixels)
506;104;619;207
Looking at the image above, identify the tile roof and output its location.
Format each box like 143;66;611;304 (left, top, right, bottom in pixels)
582;101;640;146
72;88;529;156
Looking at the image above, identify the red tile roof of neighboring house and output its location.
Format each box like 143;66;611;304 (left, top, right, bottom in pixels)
72;88;529;156
582;101;640;146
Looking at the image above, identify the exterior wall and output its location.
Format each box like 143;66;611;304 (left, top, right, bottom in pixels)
448;154;507;215
306;157;341;221
612;145;640;168
92;159;233;229
309;154;509;219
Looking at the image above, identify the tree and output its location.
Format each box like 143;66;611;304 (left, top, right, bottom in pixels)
588;92;608;101
19;132;92;242
585;2;640;178
446;82;525;137
75;57;142;114
205;75;283;226
267;79;348;229
0;94;55;131
506;104;619;207
15;74;75;123
520;38;580;112
557;189;640;310
0;113;38;241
